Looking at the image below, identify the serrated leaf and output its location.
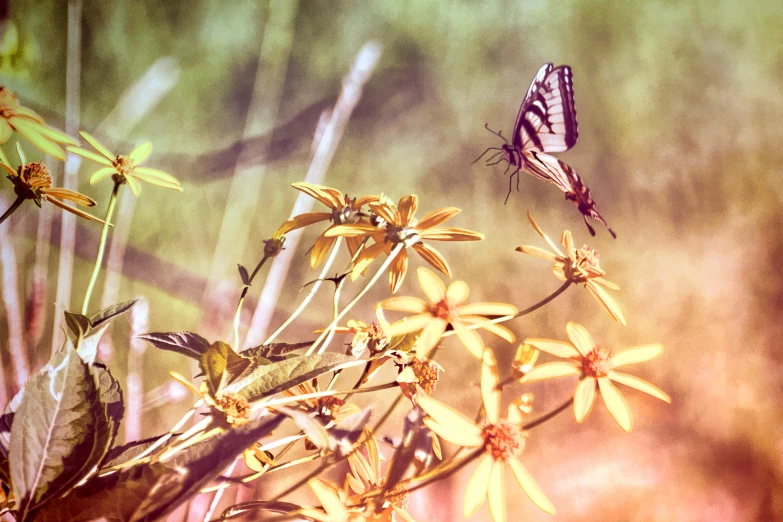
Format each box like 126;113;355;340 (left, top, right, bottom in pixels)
99;434;176;470
9;346;111;521
91;363;124;446
137;331;211;360
223;353;365;402
128;414;283;521
387;332;417;353
237;264;250;286
199;342;229;395
0;389;23;459
64;311;90;342
77;322;111;364
89;299;138;329
241;341;312;362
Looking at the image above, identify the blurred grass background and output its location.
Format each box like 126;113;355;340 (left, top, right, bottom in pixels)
1;0;782;520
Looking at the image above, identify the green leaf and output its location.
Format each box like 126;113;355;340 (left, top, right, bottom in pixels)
223;353;365;402
91;363;124;447
136;331;211;360
89;299;138;329
76;322;111;364
241;341;312;361
63;311;90;342
237;264;250;286
387;331;417;353
99;434;175;470
0;389;23;459
128;415;283;521
199;341;229;395
9;346;111;521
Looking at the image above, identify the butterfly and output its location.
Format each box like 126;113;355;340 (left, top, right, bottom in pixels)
475;63;616;238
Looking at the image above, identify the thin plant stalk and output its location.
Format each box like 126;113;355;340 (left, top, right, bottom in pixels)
51;0;82;355
0;195;23;225
0;213;28;389
203;459;239;522
262;236;342;345
232;254;270;348
307;243;403;356
245;41;382;348
81;180;121;314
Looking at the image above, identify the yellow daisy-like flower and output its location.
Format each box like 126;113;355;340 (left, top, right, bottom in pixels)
283;379;361;426
416;350;555;521
66;131;181;196
0;87;77;161
516;212;625;325
325;194;483;293
381;267;517;359
521;322;671;432
0;143;103;224
278;182;380;268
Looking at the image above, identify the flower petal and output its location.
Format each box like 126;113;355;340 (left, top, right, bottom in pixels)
307;478;349;518
460;316;515;343
419;226;484;241
593;276;620;291
89;167;117;185
524;339;581;359
0;121;11;143
598;377;632;432
350;240;386;279
412;242;452;277
609;371;671;403
132;167;179;184
130;173;182;191
417;395;483;447
389;248;409;293
24;123;77;145
278;212;332;234
459;302;517;317
310;233;336;268
325;222;379;237
508;458;555;514
46;197;105;224
381;296;428;314
353;194;380;208
561;230;575;259
369;202;397;225
446;280;469;306
398;194;418;225
453;320;484;359
292;182;340;208
11;119;65;160
463;454;492;517
585;282;627;325
416;207;460;230
526;211;564;257
129;142;152;165
566;322;594;356
66;146;113;166
125;175;142;196
574;377;598;423
386;314;433;336
610;344;663;369
481;349;500;424
14;106;44;123
414;318;448;359
515;244;559;261
42;188;95;206
488;460;507;522
519;362;581;384
79;131;115;160
417;267;446;303
320;187;344;208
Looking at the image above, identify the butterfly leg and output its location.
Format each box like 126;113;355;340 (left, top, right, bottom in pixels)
472;147;502;165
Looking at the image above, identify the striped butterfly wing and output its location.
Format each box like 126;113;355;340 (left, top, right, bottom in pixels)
512;64;578;153
521;150;616;238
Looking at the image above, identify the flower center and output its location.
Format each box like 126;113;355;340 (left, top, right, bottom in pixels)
315;396;345;419
385;225;420;247
112;155;133;177
215;392;250;423
429;299;452;321
582;346;612;377
409;358;441;394
18;162;52;190
482;420;526;461
574;245;600;271
386;483;409;509
0;88;18;119
332;199;360;225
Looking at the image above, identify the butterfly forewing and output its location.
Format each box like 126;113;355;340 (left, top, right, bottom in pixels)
514;65;578;153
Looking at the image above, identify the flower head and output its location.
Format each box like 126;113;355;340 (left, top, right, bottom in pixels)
325;194;483;293
66;131;181;196
0;143;103;224
521;322;671;432
169;371;250;426
516;212;625;324
416;350;555;520
381;267;517;359
278;182;379;268
0;87;77;160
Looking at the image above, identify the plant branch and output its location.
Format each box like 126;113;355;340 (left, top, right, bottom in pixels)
522;396;574;430
81;180;121;314
233;254;270;348
0;195;24;225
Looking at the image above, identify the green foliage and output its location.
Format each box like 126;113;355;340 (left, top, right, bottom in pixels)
136;331;211;360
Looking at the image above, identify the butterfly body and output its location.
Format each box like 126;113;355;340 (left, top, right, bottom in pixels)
476;63;615;238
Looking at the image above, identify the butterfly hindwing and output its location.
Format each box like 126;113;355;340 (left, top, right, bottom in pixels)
514;65;578;154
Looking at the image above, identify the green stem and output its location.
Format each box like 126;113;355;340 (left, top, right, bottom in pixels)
522;396;574;430
233;254;269;348
81;181;121;314
0;195;24;225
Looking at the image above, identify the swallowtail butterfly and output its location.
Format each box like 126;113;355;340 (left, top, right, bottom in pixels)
475;63;616;238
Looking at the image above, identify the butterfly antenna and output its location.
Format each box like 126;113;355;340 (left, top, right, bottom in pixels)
484;123;509;144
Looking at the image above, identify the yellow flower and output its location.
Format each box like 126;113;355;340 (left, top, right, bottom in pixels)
416;350;555;520
66;131;181;196
169;371;250;426
381;267;517;359
0;143;103;224
0;87;77;160
325;194;483;293
283;379;361;426
301;478;356;522
516;212;625;325
521;322;671;432
278;182;380;268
